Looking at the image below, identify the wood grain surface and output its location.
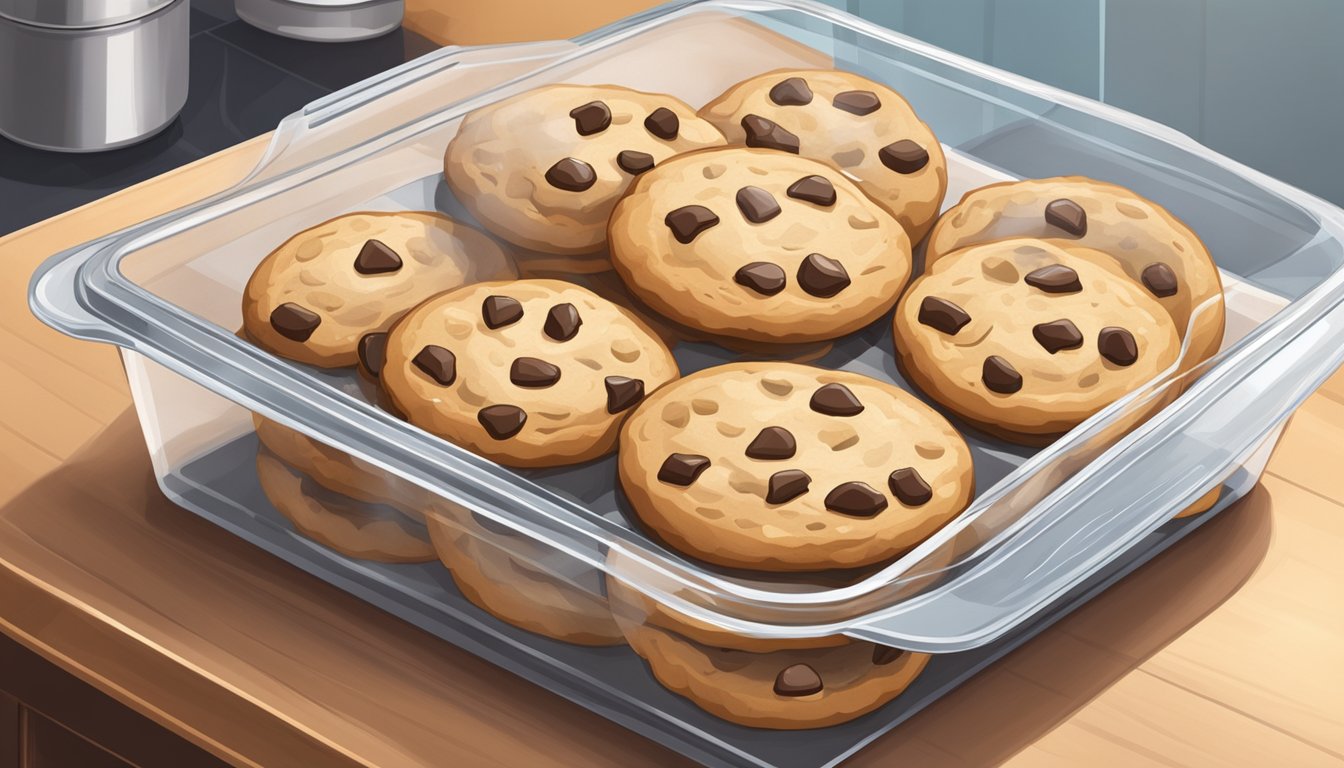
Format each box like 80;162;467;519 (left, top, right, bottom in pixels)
0;2;1341;766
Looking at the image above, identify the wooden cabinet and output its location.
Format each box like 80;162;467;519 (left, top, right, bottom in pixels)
0;634;227;768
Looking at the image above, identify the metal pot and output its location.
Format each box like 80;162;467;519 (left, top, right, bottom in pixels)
235;0;402;42
0;0;188;152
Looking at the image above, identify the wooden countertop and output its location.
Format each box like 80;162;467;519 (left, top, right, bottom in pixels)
2;3;1342;766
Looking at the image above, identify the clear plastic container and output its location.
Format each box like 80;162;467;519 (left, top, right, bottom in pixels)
28;1;1344;765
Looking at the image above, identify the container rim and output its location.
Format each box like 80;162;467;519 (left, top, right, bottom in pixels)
29;0;1344;646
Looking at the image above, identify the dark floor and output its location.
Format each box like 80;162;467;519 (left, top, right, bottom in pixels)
0;0;438;237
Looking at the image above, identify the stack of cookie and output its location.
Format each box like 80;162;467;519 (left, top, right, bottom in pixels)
895;177;1226;445
236;68;1226;730
242;211;518;563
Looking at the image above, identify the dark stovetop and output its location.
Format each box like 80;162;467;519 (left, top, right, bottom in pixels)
0;0;438;237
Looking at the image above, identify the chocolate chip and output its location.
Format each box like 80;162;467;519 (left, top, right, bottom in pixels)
353;239;402;275
644;107;679;140
357;332;388;377
736;186;781;223
832;90;881;116
510;357;561;388
1141;262;1179;298
270;303;321;342
872;645;903;665
878;140;929;173
543;303;582;341
482;295;523;329
1044;198;1087;237
797;253;850;298
1024;264;1082;294
616;149;654;175
734;262;787;296
918;296;970;335
768;76;813;106
1098;327;1138;366
413;344;456;385
774;663;823;696
665;205;719;244
545;157;596;191
741;114;800;153
1033;319;1085;354
746;426;796;460
888;467;932;507
569;100;611;135
825;481;889;517
604;376;645;414
982;355;1023;394
766;469;811;504
810;383;864;416
786;175;836;207
658;453;711;486
478;405;527;439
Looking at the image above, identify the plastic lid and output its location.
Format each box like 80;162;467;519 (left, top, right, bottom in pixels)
0;0;177;29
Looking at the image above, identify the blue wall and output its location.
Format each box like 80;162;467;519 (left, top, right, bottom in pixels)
829;0;1344;206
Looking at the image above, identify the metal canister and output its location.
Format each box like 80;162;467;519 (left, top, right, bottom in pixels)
0;0;188;152
235;0;403;42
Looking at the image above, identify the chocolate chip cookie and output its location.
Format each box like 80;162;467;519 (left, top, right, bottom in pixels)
425;507;624;646
618;363;974;572
381;279;679;467
894;239;1182;443
699;69;947;241
608;147;911;344
444;84;726;256
255;448;436;563
624;625;925;729
603;551;927;728
254;415;427;519
926;176;1225;368
242;211;517;368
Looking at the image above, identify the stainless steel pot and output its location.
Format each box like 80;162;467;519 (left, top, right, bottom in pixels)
0;0;188;152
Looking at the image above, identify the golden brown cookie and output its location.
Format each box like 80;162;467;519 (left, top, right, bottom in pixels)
444;84;726;256
253;414;427;519
608;147;911;344
255;448;435;563
424;508;623;646
699;68;947;241
610;595;926;730
381;279;679;467
926;176;1225;368
894;239;1182;444
242;211;517;368
619;363;974;572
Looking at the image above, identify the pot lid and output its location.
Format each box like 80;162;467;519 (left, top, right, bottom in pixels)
0;0;177;29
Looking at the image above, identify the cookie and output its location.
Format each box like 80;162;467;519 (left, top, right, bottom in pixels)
381;279;679;467
253;415;427;519
618;363;974;572
580;269;836;362
424;508;624;646
925;176;1225;368
444;84;726;256
242;211;517;368
255;448;435;563
608;147;911;344
894;239;1182;443
612;607;927;729
699;69;947;242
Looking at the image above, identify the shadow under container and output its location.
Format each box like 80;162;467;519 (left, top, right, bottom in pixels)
29;2;1344;766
